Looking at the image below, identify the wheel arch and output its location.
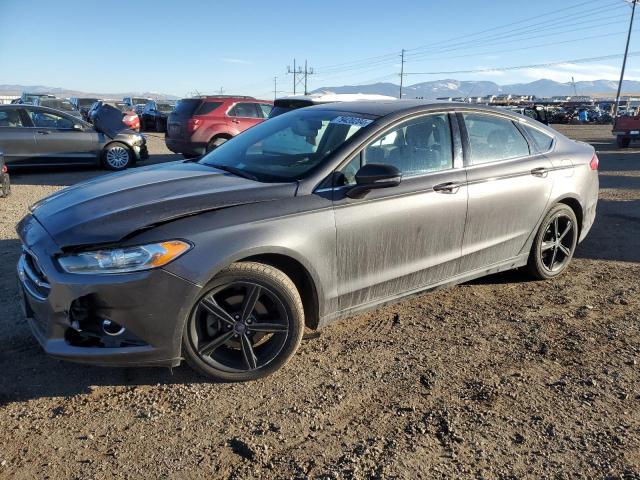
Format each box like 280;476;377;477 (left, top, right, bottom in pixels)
555;195;584;237
207;132;233;145
236;253;320;330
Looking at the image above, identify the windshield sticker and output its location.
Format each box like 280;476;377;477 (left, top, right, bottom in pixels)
330;116;373;127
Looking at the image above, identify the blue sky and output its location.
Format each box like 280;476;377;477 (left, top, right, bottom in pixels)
1;0;638;97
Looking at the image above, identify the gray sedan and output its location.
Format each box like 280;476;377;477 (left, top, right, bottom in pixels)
0;104;148;170
16;101;598;381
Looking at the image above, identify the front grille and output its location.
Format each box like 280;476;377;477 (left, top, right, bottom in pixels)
18;249;51;300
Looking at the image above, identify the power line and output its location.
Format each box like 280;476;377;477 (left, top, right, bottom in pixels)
313;0;615;74
404;51;640;76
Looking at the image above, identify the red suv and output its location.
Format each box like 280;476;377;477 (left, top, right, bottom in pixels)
165;96;272;157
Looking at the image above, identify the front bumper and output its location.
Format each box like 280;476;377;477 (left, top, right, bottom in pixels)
16;214;200;367
133;141;149;161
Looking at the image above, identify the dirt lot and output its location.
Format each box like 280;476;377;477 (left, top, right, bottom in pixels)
0;126;638;479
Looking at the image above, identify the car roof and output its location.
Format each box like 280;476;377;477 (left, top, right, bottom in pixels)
276;93;397;104
304;99;531;118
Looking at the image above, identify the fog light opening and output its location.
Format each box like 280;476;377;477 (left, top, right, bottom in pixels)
102;319;126;337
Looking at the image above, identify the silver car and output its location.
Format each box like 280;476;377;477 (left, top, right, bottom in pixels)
16;101;599;382
0;104;148;170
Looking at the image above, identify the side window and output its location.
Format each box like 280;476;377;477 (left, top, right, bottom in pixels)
195;101;223;116
28;110;74;129
0;109;25;127
258;104;273;118
338;113;453;186
462;113;530;164
230;103;260;118
520;123;554;153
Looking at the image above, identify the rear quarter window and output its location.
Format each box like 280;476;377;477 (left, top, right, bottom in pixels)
521;123;554;153
195;101;223;116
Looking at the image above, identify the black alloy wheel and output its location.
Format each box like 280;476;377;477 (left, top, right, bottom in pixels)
183;262;305;381
527;204;578;280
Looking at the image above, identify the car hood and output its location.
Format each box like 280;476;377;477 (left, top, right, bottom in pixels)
30;161;297;248
92;103;135;138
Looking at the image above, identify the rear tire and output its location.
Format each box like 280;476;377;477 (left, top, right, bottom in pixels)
617;136;630;148
206;136;228;153
0;173;10;198
182;262;305;382
102;142;133;170
526;204;578;280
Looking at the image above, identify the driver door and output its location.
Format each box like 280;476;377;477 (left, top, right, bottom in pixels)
25;109;100;164
332;113;468;311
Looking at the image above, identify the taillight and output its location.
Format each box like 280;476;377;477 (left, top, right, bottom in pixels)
590;153;599;170
187;118;202;133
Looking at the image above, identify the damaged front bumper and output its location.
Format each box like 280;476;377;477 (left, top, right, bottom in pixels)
16;214;199;368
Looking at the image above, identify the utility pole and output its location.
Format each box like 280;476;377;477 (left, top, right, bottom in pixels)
571;76;578;97
217;86;225;95
287;59;314;95
614;0;638;117
399;49;405;99
303;60;315;95
274;77;278;100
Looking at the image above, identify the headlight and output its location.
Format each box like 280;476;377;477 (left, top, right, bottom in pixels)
58;240;191;274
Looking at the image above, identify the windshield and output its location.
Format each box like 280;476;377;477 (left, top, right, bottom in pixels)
157;103;175;112
110;102;129;112
42;99;75;111
200;109;376;182
132;98;148;105
78;98;99;107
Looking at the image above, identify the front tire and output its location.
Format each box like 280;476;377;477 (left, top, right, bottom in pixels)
182;262;305;382
102;142;133;170
527;204;578;280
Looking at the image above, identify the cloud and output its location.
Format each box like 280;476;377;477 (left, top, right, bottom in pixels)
221;57;251;65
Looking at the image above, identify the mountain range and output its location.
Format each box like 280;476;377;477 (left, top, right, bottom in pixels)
0;84;179;100
3;79;640;101
311;79;640;99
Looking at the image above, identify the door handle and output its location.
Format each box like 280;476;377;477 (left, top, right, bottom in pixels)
36;130;50;135
231;119;240;124
531;167;549;177
433;182;461;194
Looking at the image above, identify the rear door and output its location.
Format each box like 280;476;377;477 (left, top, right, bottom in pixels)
457;111;553;273
25;109;100;164
227;102;263;133
0;108;37;165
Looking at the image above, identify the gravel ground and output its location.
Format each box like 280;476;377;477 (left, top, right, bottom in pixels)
0;126;638;479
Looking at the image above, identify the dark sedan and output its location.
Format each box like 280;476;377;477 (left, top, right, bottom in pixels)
16;101;599;382
0;104;148;170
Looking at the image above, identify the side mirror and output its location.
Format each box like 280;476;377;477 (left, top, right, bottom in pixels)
73;124;84;131
347;163;402;199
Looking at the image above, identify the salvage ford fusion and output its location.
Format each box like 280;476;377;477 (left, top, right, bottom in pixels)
16;101;599;381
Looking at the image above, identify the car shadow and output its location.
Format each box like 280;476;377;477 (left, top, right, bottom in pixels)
8;154;182;187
